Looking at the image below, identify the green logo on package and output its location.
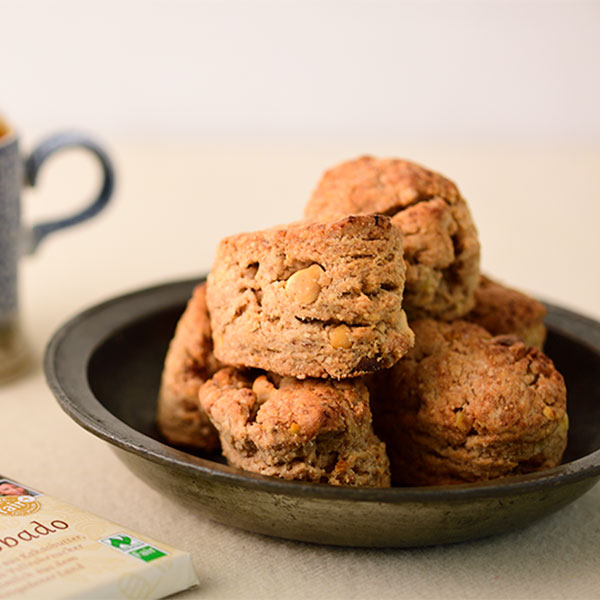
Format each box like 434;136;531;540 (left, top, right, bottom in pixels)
109;534;132;548
129;545;167;562
99;533;168;562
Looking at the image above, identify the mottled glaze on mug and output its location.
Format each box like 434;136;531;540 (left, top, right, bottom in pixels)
0;122;21;320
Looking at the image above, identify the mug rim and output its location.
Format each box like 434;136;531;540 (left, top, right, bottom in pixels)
0;116;18;148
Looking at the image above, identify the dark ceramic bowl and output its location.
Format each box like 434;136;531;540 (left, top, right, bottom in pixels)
44;278;600;548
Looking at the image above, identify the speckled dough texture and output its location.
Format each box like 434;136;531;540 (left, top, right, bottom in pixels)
369;320;568;485
465;275;547;349
157;283;221;450
207;215;414;379
199;367;391;487
305;156;481;321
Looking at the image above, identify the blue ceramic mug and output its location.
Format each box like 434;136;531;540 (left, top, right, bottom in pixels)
0;117;115;381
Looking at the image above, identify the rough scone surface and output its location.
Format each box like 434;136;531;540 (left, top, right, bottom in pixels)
465;275;547;349
199;367;391;487
369;319;568;485
157;283;221;450
207;215;414;379
305;156;481;321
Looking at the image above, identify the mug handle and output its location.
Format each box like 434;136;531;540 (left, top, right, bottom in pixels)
21;132;115;255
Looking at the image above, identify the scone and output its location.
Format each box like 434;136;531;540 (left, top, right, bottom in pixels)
206;215;414;379
465;275;547;349
369;320;568;485
305;156;481;321
156;283;221;451
199;367;391;487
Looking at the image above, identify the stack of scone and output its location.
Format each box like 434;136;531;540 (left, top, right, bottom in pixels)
157;156;568;487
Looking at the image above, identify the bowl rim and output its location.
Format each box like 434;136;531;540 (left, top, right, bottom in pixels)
44;277;600;504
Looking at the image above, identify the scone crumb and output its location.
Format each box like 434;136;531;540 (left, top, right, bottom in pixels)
252;375;275;403
289;422;301;435
285;264;324;305
543;405;556;420
454;409;470;432
329;325;352;349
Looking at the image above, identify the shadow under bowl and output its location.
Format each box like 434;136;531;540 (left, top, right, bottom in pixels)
44;278;600;547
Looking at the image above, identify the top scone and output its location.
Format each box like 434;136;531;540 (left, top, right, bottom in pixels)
305;156;481;321
206;214;414;379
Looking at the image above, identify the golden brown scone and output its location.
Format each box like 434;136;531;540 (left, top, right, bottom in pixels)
156;283;222;451
207;215;414;379
465;275;547;349
199;367;391;487
305;156;481;321
369;320;568;486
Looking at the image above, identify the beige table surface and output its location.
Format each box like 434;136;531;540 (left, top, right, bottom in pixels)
3;138;600;599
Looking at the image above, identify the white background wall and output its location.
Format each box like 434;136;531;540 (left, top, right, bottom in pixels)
2;0;599;323
3;0;599;141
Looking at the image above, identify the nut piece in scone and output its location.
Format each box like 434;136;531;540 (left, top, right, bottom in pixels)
156;283;221;451
199;367;391;487
465;275;547;349
305;156;480;321
369;320;568;486
206;215;414;379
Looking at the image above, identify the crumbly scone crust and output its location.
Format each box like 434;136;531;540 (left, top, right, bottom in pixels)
305;156;481;321
157;283;221;450
465;275;547;349
207;215;414;379
369;319;567;485
199;367;391;487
